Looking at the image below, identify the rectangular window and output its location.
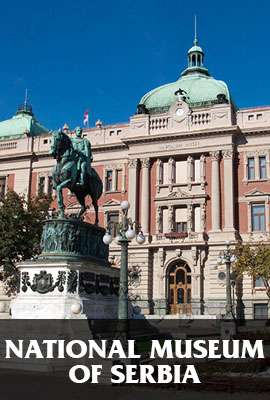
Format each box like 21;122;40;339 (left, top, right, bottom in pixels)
254;303;268;319
107;213;119;237
251;204;265;231
175;207;187;232
0;177;6;196
175;160;187;183
38;176;45;196
247;157;255;180
105;170;113;191
254;276;265;288
259;156;267;179
194;159;200;182
175;222;187;233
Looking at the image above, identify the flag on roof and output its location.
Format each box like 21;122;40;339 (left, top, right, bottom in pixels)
83;110;89;127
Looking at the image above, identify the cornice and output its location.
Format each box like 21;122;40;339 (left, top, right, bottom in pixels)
121;126;240;146
0;152;36;162
92;142;127;152
240;127;270;136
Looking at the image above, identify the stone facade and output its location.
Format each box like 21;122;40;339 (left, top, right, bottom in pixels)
1;39;270;319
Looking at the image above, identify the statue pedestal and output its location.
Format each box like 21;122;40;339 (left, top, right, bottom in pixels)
11;219;119;319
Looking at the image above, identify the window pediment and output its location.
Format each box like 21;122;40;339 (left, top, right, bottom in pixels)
245;188;270;197
103;199;120;207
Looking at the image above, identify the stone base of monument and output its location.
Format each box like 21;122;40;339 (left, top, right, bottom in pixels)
10;218;120;319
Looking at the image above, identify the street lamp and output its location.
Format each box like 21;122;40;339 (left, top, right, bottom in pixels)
217;241;237;319
103;200;145;319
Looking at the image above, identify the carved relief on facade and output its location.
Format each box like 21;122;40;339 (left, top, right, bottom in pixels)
209;150;220;161
222;149;234;159
156;206;162;234
212;111;227;120
200;203;206;231
141;158;150;169
200;154;206;189
168;205;174;232
128;159;138;169
187;204;192;231
156;158;163;192
168;157;175;191
158;248;165;268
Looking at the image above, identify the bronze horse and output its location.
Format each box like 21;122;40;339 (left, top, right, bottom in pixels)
50;129;103;223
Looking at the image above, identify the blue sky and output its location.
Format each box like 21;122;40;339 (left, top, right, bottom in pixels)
0;0;269;129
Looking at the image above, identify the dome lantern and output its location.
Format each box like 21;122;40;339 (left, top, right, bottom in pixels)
181;17;209;77
187;16;204;69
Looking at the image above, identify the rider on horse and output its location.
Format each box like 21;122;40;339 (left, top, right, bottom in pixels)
71;126;93;187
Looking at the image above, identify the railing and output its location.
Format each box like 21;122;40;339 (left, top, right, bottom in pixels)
0;141;17;151
190;112;211;127
150;116;169;131
164;232;188;239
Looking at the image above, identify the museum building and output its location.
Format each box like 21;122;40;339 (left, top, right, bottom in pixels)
0;36;270;319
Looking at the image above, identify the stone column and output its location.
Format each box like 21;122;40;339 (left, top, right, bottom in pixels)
210;151;221;232
222;149;235;231
187;156;193;190
128;159;138;221
122;165;126;193
168;157;175;191
140;158;150;235
156;159;163;193
200;203;206;232
156;206;162;235
254;152;259;180
168;205;174;232
187;204;193;232
200;154;206;189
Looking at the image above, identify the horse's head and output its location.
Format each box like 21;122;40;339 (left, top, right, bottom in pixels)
50;129;71;160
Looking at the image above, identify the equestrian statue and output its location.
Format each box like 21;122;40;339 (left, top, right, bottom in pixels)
50;126;103;224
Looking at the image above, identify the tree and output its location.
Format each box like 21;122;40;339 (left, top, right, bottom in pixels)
0;191;50;294
234;243;270;298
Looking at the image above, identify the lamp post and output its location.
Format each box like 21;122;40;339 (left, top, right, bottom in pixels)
217;241;237;319
103;200;145;319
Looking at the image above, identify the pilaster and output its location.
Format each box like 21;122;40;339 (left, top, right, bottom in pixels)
128;159;138;221
140;158;150;235
222;149;235;232
209;151;221;233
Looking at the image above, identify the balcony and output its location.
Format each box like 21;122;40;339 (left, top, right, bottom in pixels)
154;231;206;244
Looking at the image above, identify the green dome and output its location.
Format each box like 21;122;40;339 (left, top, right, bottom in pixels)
0;104;49;140
140;73;230;111
139;38;231;113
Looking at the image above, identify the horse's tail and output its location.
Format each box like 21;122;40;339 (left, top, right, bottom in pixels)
88;168;103;201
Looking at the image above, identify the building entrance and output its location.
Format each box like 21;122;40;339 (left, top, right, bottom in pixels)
168;260;192;314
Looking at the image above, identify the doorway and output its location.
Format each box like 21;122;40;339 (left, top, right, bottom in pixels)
168;260;192;314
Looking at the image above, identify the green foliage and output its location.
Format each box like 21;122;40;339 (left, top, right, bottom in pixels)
0;191;50;294
234;243;270;298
